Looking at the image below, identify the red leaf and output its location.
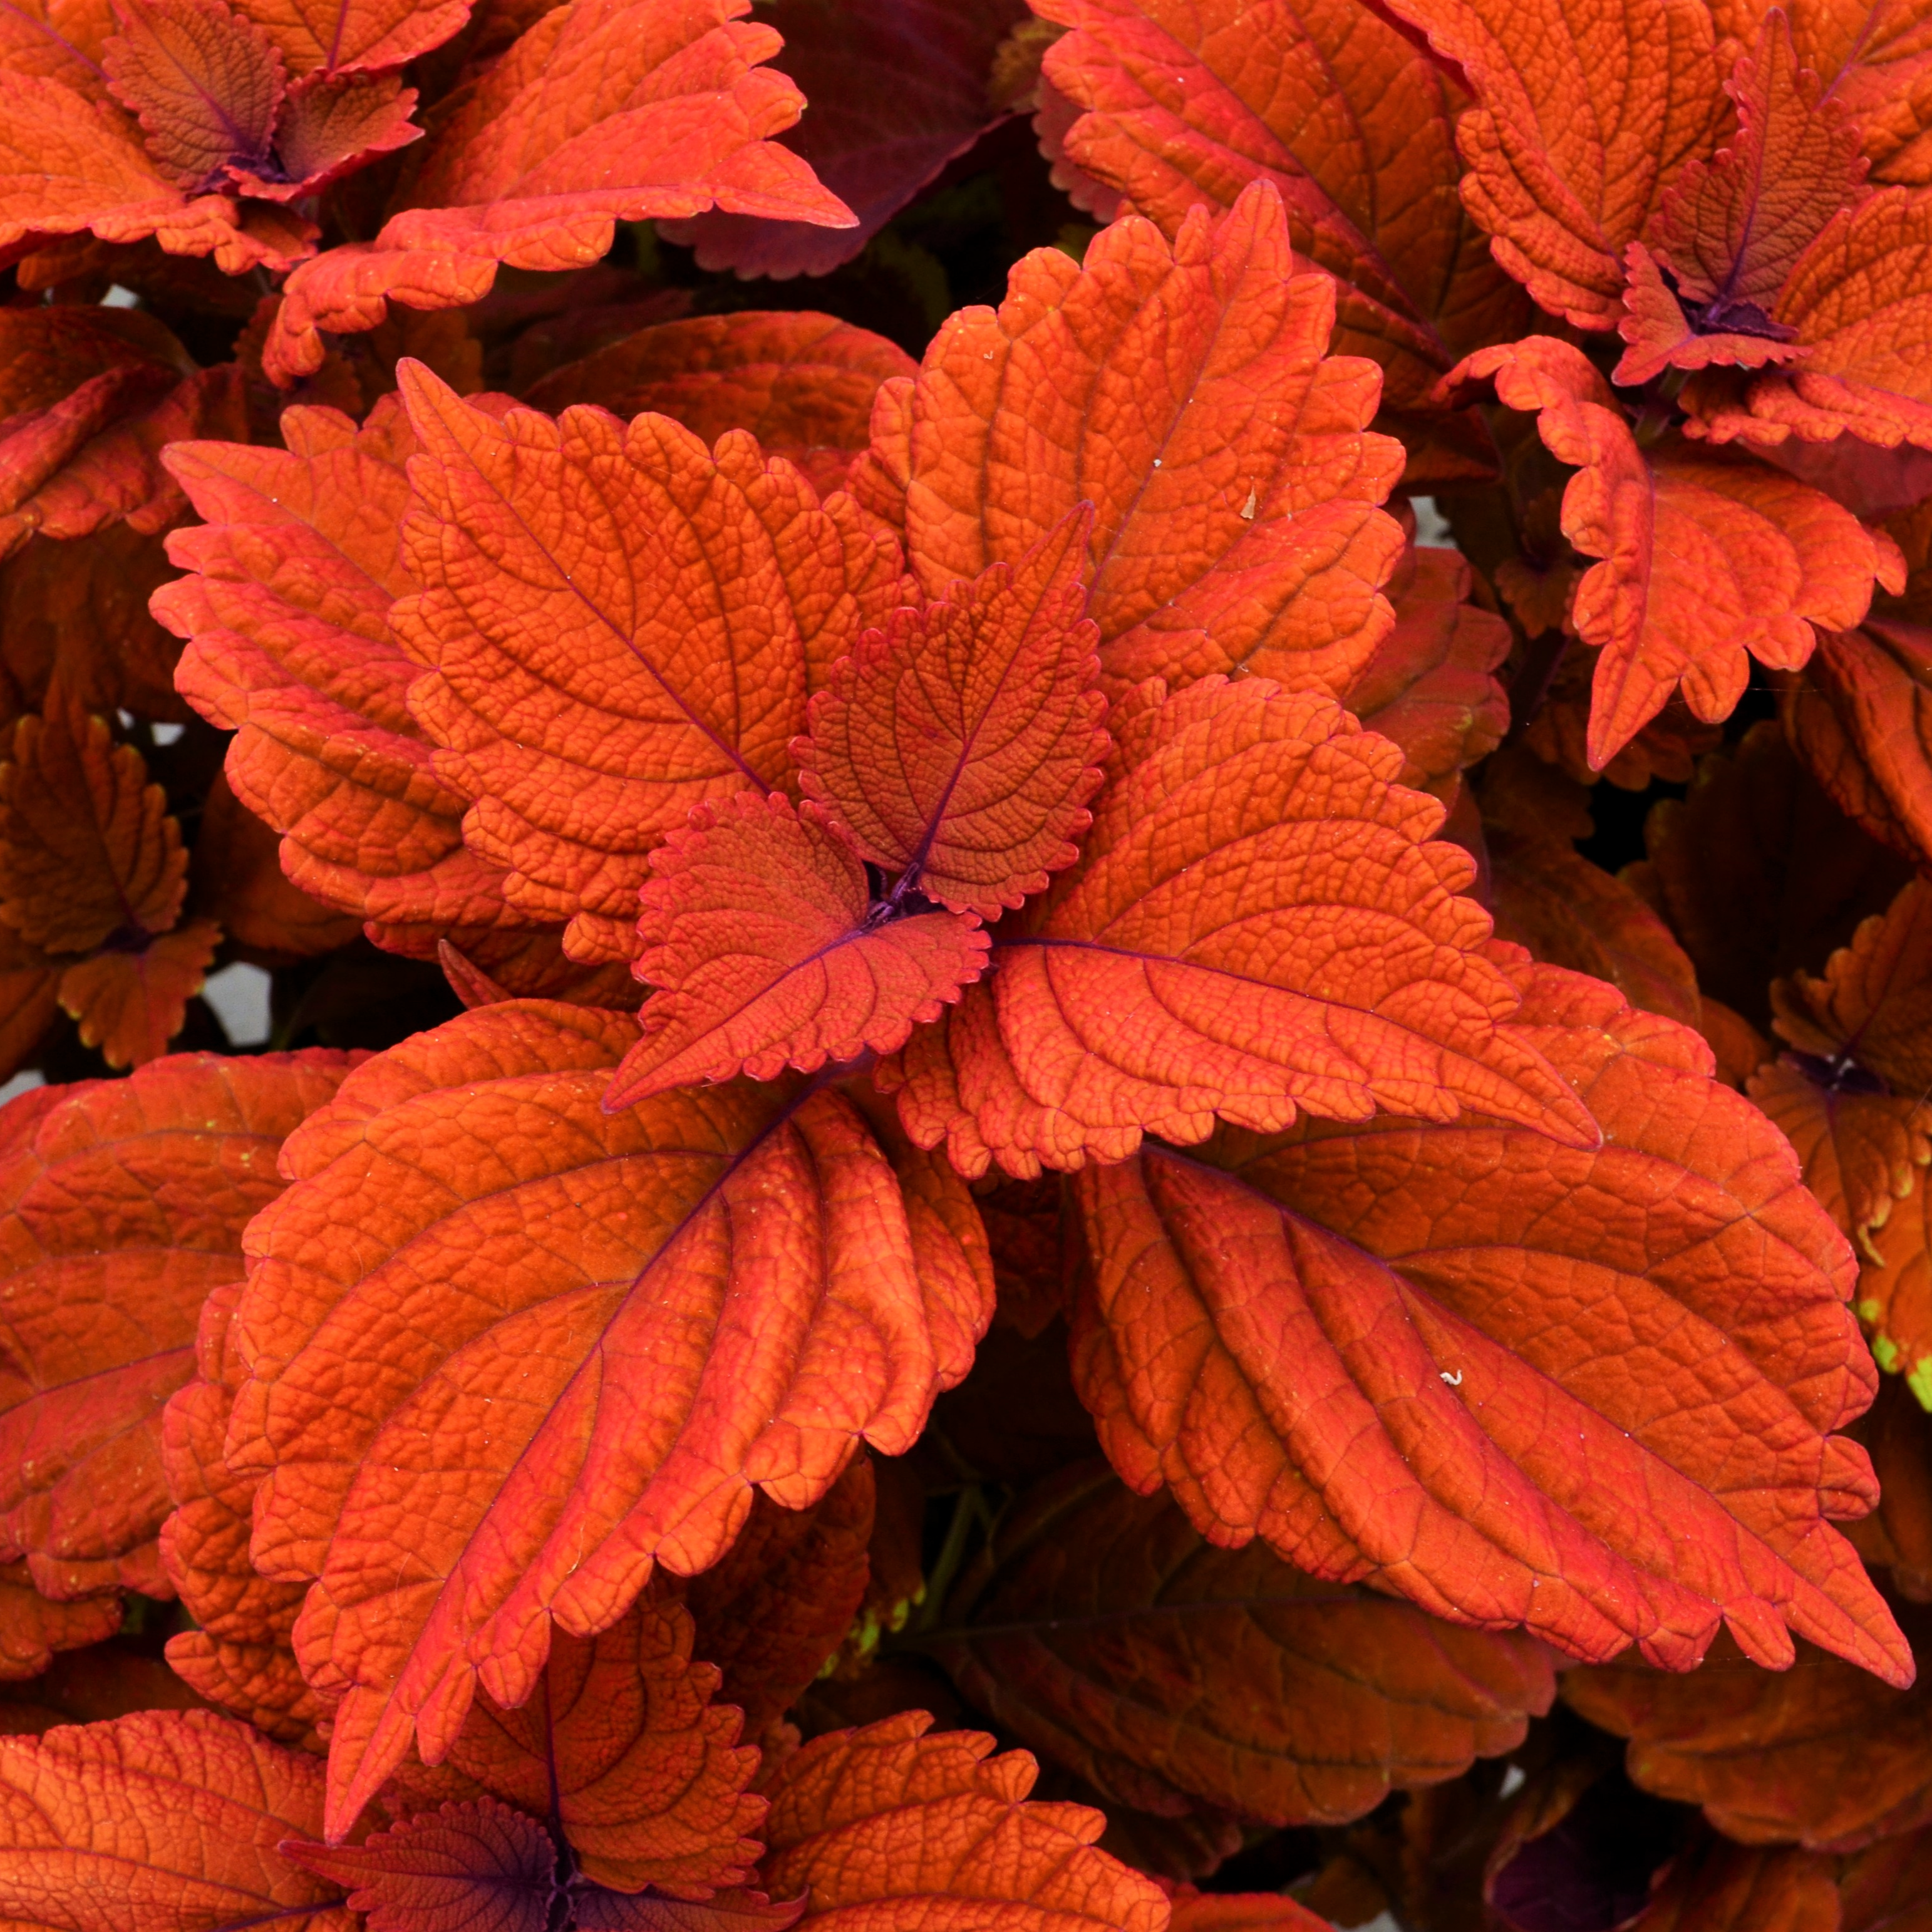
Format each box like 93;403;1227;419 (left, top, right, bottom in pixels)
190;773;363;966
399;1594;765;1896
57;916;222;1068
755;1712;1170;1931
0;689;185;953
162;1280;323;1747
1339;542;1511;804
1449;336;1898;766
797;510;1108;918
0;1708;353;1929
677;1464;874;1743
158;398;525;941
261;0;857;383
0;522;192;730
1782;619;1932;870
864;178;1405;701
239;0;473;75
0;1563;123;1681
1033;0;1527;441
286;1797;555;1932
1566;1606;1932;1851
1068;961;1906;1682
932;1460;1556;1827
607;793;988;1104
661;0;1029;279
1377;0;1729;329
1627;1832;1837;1932
391;364;907;963
256;70;424;200
1624;718;1910;1030
1614;13;1867;386
1681;188;1932;450
0;1050;353;1601
522;312;914;481
572;1892;805;1931
1162;1886;1333;1932
884;677;1597;1177
102;0;286;192
227;1001;991;1833
0;359;246;559
0;65;315;280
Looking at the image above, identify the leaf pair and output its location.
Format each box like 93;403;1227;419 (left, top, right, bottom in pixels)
607;504;1106;1105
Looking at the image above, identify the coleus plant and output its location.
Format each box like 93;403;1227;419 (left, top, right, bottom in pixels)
8;0;1932;1926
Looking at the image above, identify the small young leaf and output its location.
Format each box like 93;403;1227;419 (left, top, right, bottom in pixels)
607;792;988;1104
797;510;1108;919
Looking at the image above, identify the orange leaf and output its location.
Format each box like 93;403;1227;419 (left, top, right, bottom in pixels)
190;773;363;966
1722;0;1932;189
1034;0;1528;431
0;1708;353;1929
0;306;189;557
1681;187;1932;449
158;398;524;938
393;364;907;964
0;1051;352;1603
932;1460;1556;1827
1378;0;1730;328
227;1001;992;1833
261;0;856;383
0;359;247;559
607;793;988;1104
58;916;222;1068
1566;1607;1932;1851
755;1712;1170;1931
393;1595;765;1894
1748;1056;1928;1259
252;70;424;201
0;70;313;279
102;0;286;192
1338;542;1511;803
868;178;1405;701
1614;13;1867;386
161;1280;323;1748
1068;961;1906;1683
236;0;473;75
0;690;183;955
522;311;916;475
678;1464;874;1743
1782;619;1932;870
0;1564;123;1681
797;512;1108;918
1450;337;1896;766
883;677;1597;1178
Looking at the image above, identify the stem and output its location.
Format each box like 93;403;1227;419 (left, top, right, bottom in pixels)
911;1484;988;1634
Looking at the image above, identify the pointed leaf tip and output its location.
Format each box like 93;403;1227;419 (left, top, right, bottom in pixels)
798;506;1109;919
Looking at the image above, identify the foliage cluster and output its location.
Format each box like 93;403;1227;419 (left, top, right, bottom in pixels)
8;0;1932;1926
